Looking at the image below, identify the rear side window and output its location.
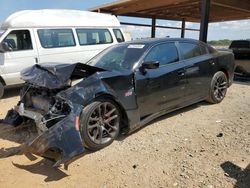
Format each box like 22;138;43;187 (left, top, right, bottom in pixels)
144;43;179;66
76;29;113;45
179;42;201;60
4;30;32;51
200;44;208;55
37;29;75;48
113;29;125;43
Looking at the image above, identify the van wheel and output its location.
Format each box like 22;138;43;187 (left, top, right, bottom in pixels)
206;71;228;104
0;82;4;99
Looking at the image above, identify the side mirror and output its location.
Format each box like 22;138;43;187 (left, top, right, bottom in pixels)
139;61;159;74
0;42;12;53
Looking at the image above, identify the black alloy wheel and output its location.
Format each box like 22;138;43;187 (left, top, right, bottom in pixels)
207;71;228;104
80;99;120;150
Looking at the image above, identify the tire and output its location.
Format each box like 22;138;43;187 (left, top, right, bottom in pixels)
80;99;120;151
0;82;4;99
206;71;228;104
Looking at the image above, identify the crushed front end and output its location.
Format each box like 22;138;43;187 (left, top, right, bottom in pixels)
4;84;85;169
1;63;106;168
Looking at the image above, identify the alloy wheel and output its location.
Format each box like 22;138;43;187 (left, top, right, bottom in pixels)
87;102;119;145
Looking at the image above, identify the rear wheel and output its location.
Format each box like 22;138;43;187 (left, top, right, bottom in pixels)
0;82;4;99
80;99;120;151
207;71;228;104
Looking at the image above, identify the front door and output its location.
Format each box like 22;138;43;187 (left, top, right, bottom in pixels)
135;42;187;118
1;29;38;85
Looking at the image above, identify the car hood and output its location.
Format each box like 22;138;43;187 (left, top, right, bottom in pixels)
21;63;107;89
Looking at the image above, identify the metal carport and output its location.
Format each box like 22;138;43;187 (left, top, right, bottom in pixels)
89;0;250;42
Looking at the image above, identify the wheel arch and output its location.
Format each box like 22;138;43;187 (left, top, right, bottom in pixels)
0;76;6;86
94;93;129;132
218;68;229;82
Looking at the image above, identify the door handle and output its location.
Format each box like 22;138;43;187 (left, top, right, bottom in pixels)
177;70;185;76
209;60;215;65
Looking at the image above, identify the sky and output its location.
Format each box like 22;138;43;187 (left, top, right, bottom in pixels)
0;0;249;41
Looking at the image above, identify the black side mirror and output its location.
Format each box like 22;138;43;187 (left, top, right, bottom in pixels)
139;61;159;74
0;42;12;52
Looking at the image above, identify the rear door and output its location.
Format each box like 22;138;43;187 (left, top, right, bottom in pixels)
178;42;214;101
135;42;187;117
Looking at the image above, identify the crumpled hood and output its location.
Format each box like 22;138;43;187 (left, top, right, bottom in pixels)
21;63;106;89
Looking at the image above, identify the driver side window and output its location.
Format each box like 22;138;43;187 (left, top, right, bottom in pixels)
144;43;179;66
3;30;33;51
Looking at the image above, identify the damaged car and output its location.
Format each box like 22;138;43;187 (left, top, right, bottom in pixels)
1;38;235;168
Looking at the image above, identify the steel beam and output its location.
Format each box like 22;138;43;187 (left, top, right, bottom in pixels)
181;19;186;38
151;17;156;38
199;0;210;42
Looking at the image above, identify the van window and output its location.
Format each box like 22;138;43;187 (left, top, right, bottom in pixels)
144;43;179;66
38;29;75;48
76;29;113;45
3;30;32;51
179;42;201;60
113;29;125;43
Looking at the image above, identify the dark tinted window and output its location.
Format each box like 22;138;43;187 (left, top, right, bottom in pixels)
4;30;32;51
38;29;75;48
179;42;201;60
76;29;113;45
208;46;217;54
229;40;250;48
144;43;179;66
113;29;125;43
200;44;208;55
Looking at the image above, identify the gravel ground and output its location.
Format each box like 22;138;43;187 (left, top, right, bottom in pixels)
0;81;249;188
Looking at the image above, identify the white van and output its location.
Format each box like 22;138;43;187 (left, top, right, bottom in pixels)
0;9;127;98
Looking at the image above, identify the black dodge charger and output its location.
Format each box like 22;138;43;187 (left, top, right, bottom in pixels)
2;38;235;168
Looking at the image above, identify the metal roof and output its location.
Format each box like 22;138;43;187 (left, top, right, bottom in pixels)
1;9;120;29
89;0;250;22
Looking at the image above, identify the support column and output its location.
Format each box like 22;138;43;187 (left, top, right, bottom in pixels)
151;17;156;38
181;18;185;38
199;0;210;42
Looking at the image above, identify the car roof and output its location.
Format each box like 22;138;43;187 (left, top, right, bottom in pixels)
123;37;202;46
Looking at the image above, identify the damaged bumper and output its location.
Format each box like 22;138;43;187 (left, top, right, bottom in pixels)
13;103;85;168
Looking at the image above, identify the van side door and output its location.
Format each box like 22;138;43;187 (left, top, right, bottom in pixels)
76;28;116;63
35;28;78;64
0;29;38;85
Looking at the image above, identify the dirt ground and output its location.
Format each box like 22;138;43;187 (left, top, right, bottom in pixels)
0;81;249;188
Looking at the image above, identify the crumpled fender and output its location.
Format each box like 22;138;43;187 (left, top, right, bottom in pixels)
23;106;84;169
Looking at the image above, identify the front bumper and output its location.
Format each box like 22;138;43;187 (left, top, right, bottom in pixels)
14;104;85;169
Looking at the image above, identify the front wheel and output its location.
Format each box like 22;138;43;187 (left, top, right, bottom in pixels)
80;99;120;151
206;71;228;104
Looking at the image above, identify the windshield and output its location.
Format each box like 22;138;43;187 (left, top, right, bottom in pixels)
88;43;148;71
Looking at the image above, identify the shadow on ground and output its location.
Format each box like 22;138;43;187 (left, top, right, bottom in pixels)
0;124;68;181
221;161;250;188
12;159;68;182
118;100;209;140
2;86;22;99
